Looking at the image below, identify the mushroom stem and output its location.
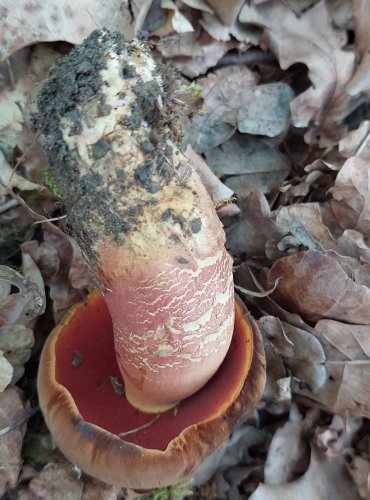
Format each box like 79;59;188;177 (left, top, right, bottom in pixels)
35;29;234;412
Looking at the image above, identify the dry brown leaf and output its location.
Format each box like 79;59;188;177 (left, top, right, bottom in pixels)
205;136;290;197
250;446;361;500
339;121;370;159
346;0;370;97
274;203;336;252
239;0;356;140
329;156;370;236
258;315;326;391
346;455;370;500
206;0;244;26
193;425;269;487
199;67;292;139
23;229;91;315
159;31;235;77
263;250;370;324
300;360;370;418
0;325;34;384
0;0;143;62
227;191;284;256
0;151;42;204
314;320;370;361
21;461;121;500
0;387;27;497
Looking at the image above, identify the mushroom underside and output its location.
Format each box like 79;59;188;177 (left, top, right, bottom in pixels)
38;291;266;488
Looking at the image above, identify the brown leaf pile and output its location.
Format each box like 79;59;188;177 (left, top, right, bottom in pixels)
2;0;370;498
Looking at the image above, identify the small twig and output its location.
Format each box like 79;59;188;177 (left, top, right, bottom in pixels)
235;279;281;298
32;214;67;225
0;406;39;437
118;414;161;437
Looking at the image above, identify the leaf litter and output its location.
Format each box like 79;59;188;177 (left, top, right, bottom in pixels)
1;0;370;498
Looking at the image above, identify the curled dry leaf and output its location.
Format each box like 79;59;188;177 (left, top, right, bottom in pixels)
250;446;361;500
263;250;370;324
239;0;356;141
0;387;27;497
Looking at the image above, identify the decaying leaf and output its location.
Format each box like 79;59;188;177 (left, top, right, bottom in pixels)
346;455;370;500
0;325;34;384
239;0;356;141
264;405;309;485
0;265;44;324
20;461;121;500
0;0;143;62
263;250;370;324
0;151;42;204
258;315;326;391
329;156;370;235
205;136;290;197
250;446;361;500
193;424;269;487
227;191;284;256
0;387;27;497
0;352;13;392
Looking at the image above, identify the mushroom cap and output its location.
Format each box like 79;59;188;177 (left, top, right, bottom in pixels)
38;291;265;489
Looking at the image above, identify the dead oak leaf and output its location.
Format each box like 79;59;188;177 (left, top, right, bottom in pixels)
264;405;309;486
205;136;291;197
262;250;370;324
329;156;370;236
239;0;356;138
0;0;143;62
0;387;27;497
299;360;370;419
227;191;285;256
258;315;326;391
250;445;361;500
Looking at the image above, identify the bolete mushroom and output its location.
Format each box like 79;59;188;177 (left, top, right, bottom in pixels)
35;29;266;489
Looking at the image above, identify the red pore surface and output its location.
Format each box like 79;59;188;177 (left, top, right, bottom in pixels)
55;291;253;451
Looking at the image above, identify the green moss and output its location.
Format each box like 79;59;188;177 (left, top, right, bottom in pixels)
179;81;203;101
135;480;193;500
43;166;61;197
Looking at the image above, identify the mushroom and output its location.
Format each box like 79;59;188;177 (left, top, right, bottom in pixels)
35;29;266;488
38;291;265;488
